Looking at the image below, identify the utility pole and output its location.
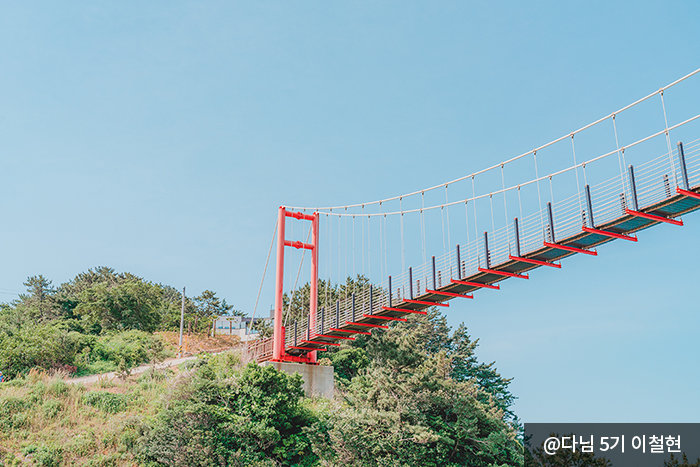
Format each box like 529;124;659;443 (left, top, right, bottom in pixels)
178;286;185;357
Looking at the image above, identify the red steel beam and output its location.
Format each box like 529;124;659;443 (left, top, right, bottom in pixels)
363;314;408;322
315;333;355;340
677;187;700;200
273;207;286;361
478;267;529;279
582;226;637;242
509;254;561;268
543;241;598;256
345;321;388;329
450;279;500;290
381;306;428;315
402;298;449;307
625;208;684;226
288;346;327;352
330;327;371;335
277;354;318;363
425;289;474;299
302;340;341;347
283;240;314;250
285;211;316;221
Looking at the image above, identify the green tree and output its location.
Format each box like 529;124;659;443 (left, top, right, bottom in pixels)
329;347;369;382
59;266;142;295
305;301;521;466
73;280;163;333
158;285;197;331
136;362;317;467
343;308;517;422
423;312;517;421
312;351;522;466
193;290;231;333
55;266;153;327
252;319;273;338
15;275;58;321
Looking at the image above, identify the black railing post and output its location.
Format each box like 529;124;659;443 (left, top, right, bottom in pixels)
456;245;462;279
514;218;521;257
678;142;690;190
409;267;413;299
432;256;436;289
351;292;356;323
336;300;340;329
369;285;373;316
483;231;490;269
628;165;639;211
388;276;392;307
585;184;594;228
320;307;325;335
294;320;298;347
547;202;555;243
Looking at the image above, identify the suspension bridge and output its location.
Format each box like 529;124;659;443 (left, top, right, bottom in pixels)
247;68;700;365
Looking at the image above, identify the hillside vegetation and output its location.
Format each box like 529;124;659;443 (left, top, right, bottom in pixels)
0;270;523;466
0;268;238;380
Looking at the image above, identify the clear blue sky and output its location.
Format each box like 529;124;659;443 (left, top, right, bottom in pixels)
1;1;699;423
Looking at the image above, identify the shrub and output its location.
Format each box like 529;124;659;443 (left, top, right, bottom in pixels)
0;326;93;380
46;380;69;397
41;400;62;419
137;367;173;383
204;351;242;379
135;362;317;467
21;444;62;467
0;396;33;432
75;359;116;378
82;392;129;414
92;331;169;370
329;348;369;382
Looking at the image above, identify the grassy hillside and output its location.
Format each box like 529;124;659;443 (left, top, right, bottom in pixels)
0;270;523;466
0;368;163;466
0;311;524;467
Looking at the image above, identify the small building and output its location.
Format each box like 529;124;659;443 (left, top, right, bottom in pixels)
213;315;270;341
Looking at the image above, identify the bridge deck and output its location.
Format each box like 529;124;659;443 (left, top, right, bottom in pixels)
283;184;700;357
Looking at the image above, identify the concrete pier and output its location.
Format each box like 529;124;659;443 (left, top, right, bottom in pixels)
261;361;334;399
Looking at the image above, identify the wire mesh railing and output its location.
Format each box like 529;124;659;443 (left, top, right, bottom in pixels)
552;191;586;243
519;209;546;256
634;152;678;209
589;175;626;226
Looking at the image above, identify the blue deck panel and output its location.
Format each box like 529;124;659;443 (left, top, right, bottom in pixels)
654;197;700;215
570;233;612;247
605;217;656;233
533;249;575;261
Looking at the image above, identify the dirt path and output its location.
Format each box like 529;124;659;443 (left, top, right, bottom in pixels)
67;346;242;385
66;356;196;385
